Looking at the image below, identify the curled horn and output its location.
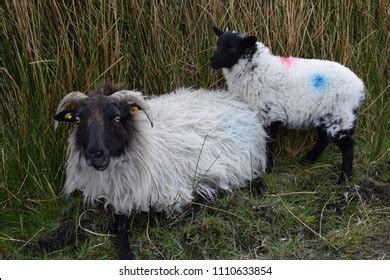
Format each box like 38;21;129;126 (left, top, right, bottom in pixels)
54;91;88;130
111;90;154;127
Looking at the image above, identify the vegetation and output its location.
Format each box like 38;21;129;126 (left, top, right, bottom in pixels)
0;0;388;259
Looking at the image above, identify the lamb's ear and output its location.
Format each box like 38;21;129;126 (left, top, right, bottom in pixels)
213;26;224;37
53;109;79;123
242;36;257;49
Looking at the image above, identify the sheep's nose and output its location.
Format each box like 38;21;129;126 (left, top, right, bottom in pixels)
86;148;104;159
85;147;110;170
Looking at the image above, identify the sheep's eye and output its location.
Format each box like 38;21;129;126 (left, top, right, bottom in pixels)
75;116;80;124
130;105;140;114
113;116;121;123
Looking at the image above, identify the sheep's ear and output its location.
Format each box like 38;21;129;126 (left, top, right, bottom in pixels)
242;36;257;49
53;109;79;123
123;102;154;127
213;26;224;37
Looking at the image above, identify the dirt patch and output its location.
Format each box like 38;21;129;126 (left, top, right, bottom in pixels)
37;219;82;254
354;221;390;259
357;179;390;204
37;203;113;255
327;179;390;215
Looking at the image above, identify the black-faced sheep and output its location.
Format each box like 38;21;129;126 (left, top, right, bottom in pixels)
54;82;267;259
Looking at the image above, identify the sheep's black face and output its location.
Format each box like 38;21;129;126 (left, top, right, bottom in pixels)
55;96;137;171
210;26;257;69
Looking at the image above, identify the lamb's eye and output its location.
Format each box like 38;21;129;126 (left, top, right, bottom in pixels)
113;116;121;123
229;46;238;53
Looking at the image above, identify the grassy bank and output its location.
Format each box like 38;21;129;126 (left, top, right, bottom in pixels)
0;0;388;259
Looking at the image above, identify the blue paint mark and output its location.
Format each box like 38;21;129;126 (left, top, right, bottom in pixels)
310;73;327;91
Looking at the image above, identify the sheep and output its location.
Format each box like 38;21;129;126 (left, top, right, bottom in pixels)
210;27;365;185
54;82;268;259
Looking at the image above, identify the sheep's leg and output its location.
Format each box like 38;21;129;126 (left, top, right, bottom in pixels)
335;135;354;185
249;177;267;197
301;127;329;163
114;214;135;260
265;121;281;172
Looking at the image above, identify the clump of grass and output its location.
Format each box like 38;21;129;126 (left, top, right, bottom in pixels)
0;0;388;259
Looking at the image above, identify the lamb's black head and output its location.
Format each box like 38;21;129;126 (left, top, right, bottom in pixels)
54;83;153;171
210;26;257;69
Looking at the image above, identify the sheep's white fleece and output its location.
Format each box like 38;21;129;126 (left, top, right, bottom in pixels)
64;88;267;215
223;42;365;138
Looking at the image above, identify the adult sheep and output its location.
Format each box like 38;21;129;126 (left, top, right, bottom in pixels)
54;82;267;259
210;27;365;185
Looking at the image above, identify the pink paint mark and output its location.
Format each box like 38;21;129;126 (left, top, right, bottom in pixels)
280;56;294;68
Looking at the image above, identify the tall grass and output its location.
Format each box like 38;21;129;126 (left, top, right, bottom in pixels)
0;0;388;258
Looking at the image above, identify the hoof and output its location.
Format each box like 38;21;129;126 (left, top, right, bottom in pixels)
337;176;347;186
337;172;351;185
337;178;345;185
119;250;136;260
250;178;267;197
255;184;267;197
265;162;274;173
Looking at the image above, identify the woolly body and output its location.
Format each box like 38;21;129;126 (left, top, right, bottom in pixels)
63;88;267;215
223;42;365;138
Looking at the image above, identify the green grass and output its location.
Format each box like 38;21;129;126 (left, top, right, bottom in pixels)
0;0;389;259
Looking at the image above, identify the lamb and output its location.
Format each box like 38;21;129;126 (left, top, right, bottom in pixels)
54;82;267;259
210;27;365;184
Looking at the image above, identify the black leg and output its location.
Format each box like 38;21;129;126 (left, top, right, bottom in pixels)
265;121;281;172
249;177;267;197
114;214;135;260
300;127;329;163
335;135;354;185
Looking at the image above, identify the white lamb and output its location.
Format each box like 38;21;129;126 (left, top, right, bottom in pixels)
210;27;365;184
54;82;267;259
